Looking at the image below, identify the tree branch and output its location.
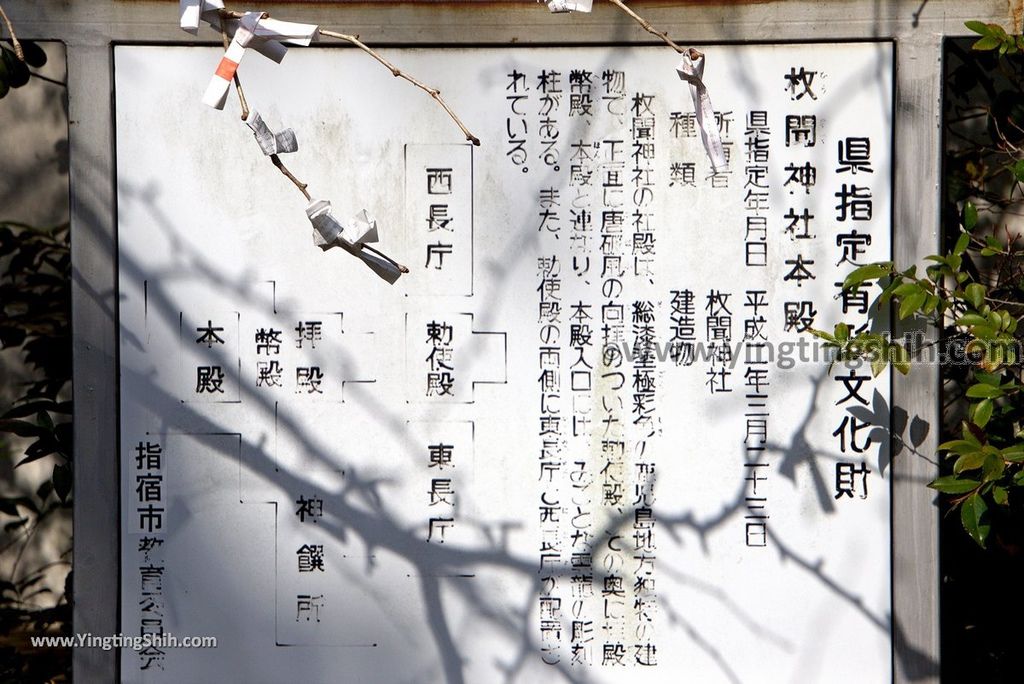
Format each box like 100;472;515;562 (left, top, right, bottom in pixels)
605;0;697;58
270;154;310;201
28;71;66;88
318;29;480;146
0;3;24;61
211;19;412;276
216;9;479;145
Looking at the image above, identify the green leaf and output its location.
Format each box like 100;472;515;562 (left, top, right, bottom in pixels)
899;291;926;320
961;423;982;445
963;200;979;230
961;493;990;547
1;400;61;419
965;20;990;35
953;451;986;474
974;35;1002;51
971;324;997;340
1;50;27;88
1001;311;1015;331
974;371;1002;386
879;278;901;305
953;231;971;256
52;463;71;504
974;398;994;428
982;453;1006;481
842;263;892;290
966;383;1003;399
36;411;54;431
21;41;47;69
1013;159;1024;183
893;282;922;297
957;313;989;327
871;352;888;378
965;283;987;309
15;447;56;469
807;328;837;344
1001;445;1024;462
982;344;1007;372
890;342;910;375
939;439;983;455
993;486;1009;506
0;419;46;438
928;475;980;494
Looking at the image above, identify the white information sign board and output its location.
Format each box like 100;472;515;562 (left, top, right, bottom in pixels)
115;43;893;683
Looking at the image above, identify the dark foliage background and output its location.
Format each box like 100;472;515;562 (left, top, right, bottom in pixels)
0;220;71;682
1;35;71;684
940;35;1024;683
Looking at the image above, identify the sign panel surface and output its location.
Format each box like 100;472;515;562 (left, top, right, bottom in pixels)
115;43;893;683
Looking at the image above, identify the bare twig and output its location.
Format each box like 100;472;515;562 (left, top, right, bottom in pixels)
270;153;311;201
204;8;447;274
267;155;409;273
317;29;479;146
8;518;42;587
0;3;24;62
984;295;1024;307
233;73;250;119
605;0;692;57
910;0;930;28
29;71;66;87
215;9;478;145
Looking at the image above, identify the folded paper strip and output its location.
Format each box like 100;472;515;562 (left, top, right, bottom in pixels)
544;0;594;13
676;50;728;174
180;0;318;64
179;0;225;34
307;201;402;284
244;111;298;156
201;11;262;109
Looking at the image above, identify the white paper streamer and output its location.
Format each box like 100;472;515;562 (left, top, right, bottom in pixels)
544;0;593;13
347;210;380;246
245;111;298;156
346;246;403;285
252;17;319;46
307;199;345;245
179;0;224;35
201;11;261;110
676;50;727;173
306;201;402;284
197;13;317;63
